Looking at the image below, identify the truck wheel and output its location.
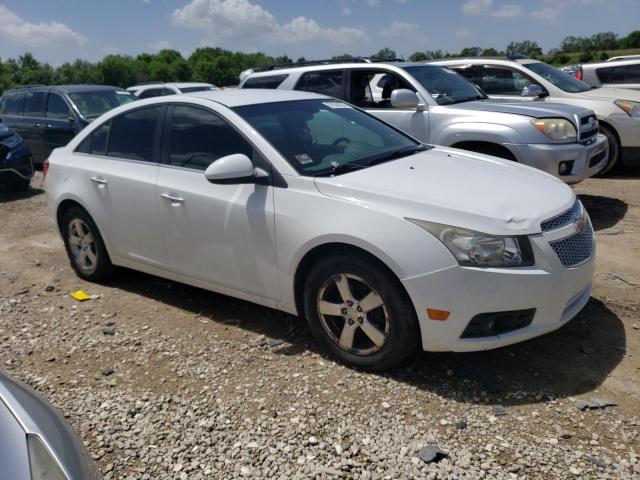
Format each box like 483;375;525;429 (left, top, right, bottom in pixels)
595;125;620;176
303;251;419;371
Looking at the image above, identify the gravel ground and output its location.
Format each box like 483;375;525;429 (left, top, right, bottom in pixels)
1;172;639;479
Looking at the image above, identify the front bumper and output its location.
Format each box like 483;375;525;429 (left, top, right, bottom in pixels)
402;227;595;352
0;144;34;184
505;134;608;184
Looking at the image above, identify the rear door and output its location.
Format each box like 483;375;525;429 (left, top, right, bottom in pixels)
74;105;168;267
18;91;47;164
42;91;77;162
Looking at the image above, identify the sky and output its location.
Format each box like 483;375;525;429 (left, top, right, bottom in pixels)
0;0;639;65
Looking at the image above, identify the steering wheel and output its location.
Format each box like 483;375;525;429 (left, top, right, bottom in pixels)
331;137;351;148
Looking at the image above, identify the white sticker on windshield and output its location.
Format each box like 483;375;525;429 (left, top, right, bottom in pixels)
295;153;313;164
323;102;351;109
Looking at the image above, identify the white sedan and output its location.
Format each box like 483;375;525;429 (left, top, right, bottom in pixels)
45;89;595;370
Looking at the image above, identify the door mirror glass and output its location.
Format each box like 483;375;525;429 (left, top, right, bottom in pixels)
390;89;420;109
204;154;266;184
521;84;545;98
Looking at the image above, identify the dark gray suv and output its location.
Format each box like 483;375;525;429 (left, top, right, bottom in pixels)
0;85;135;167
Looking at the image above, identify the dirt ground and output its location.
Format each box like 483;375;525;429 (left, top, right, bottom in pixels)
0;171;639;479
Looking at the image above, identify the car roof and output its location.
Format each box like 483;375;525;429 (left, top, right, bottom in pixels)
184;88;329;107
433;57;541;66
245;61;429;77
4;84;126;94
129;82;215;89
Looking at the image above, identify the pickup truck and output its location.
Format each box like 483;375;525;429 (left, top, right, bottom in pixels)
240;60;608;183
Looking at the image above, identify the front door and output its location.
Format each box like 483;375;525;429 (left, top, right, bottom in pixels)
156;104;279;300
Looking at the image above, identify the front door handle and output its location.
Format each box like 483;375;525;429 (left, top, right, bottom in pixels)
90;176;108;185
160;193;185;205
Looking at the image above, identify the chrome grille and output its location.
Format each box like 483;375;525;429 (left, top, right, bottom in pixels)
541;200;582;232
579;114;598;142
549;220;594;267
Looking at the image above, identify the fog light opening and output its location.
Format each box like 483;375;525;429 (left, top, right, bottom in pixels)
558;160;575;176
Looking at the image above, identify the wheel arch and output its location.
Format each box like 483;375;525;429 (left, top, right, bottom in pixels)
292;242;416;320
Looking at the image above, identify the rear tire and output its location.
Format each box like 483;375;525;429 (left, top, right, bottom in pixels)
595;125;620;176
303;251;419;371
61;207;114;282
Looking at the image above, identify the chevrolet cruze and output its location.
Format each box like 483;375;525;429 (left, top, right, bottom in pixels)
45;90;595;370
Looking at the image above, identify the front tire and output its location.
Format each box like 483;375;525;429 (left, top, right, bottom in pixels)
61;207;114;282
596;125;620;176
303;252;419;371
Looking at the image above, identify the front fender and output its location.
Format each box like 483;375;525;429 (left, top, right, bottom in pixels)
433;122;527;153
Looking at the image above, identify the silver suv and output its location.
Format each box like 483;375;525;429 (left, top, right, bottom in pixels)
434;57;640;173
240;60;607;184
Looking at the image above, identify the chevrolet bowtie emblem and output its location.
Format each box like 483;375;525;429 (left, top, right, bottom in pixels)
575;215;588;233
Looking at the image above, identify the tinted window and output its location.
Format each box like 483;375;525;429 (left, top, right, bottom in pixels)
68;90;135;119
46;93;71;119
77;121;110;156
166;106;253;171
139;88;172;99
23;91;45;117
477;66;535;95
234;99;420;176
0;92;24;115
295;70;344;98
108;106;162;162
597;64;640;84
179;86;217;93
243;75;289;89
403;66;485;105
522;62;591;93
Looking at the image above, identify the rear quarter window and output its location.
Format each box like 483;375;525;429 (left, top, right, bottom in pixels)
242;74;289;89
0;92;25;115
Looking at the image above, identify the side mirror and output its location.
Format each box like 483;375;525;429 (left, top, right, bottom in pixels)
390;89;420;109
204;153;269;184
521;84;546;98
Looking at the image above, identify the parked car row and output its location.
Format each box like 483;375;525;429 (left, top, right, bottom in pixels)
239;59;609;183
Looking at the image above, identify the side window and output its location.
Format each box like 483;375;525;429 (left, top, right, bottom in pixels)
448;65;475;81
76;121;110;156
0;92;24;115
478;66;536;95
108;106;162;162
166;105;253;171
351;70;414;109
23;92;45;117
243;74;289;89
599;64;640;84
138;88;166;99
47;93;72;119
295;70;344;99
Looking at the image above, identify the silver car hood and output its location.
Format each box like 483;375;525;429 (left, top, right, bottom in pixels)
314;147;574;236
451;99;592;120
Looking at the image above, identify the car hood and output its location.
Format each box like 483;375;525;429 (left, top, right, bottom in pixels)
451;99;591;119
314;146;574;235
575;86;640;101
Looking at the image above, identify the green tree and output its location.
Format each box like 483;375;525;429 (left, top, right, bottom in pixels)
620;30;640;49
372;48;398;60
459;46;482;57
481;47;499;56
99;55;137;87
408;51;429;62
506;40;542;57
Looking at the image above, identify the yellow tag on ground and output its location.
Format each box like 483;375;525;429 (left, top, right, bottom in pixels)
70;290;92;301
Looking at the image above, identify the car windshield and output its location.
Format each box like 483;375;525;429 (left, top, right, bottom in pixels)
68;90;136;119
179;86;216;93
523;62;592;93
234;99;426;176
403;65;486;105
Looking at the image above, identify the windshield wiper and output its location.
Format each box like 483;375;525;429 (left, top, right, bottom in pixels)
365;145;429;167
311;162;369;177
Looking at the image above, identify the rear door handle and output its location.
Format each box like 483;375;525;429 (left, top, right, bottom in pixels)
160;193;185;204
90;176;108;185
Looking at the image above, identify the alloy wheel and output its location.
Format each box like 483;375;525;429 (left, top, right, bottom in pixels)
316;273;389;355
67;218;98;273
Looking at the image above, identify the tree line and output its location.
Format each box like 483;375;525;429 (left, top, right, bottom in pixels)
1;30;639;94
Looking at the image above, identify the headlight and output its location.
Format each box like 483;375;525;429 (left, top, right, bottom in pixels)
407;219;534;268
614;100;640;117
531;118;577;142
27;435;68;480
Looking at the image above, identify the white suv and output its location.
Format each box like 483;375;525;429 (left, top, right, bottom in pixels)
578;59;640;91
434;57;640;173
45;89;595;370
127;82;218;99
